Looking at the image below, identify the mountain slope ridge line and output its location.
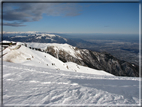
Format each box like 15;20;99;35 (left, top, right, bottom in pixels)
26;42;139;77
2;41;113;76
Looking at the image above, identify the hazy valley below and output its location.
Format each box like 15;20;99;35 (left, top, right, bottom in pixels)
78;39;139;66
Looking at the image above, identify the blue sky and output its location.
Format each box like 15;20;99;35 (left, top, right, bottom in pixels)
3;2;139;34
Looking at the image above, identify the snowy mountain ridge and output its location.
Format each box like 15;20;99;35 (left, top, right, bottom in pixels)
1;40;138;77
4;33;68;43
2;41;113;76
28;42;81;59
36;34;56;37
35;34;67;41
26;42;139;77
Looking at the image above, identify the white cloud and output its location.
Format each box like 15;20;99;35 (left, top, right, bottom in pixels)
2;1;82;27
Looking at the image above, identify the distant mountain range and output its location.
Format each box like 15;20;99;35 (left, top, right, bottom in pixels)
3;33;68;43
3;33;96;48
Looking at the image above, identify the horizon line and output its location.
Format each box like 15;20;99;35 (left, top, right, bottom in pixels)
2;31;139;35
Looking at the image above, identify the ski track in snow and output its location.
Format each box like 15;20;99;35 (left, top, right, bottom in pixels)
3;61;140;106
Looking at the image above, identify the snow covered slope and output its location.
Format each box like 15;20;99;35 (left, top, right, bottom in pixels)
2;43;113;76
3;61;140;106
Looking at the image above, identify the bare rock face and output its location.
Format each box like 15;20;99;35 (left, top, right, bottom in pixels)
45;46;139;77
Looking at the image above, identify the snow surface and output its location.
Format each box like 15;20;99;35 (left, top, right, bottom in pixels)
1;42;141;106
3;61;140;106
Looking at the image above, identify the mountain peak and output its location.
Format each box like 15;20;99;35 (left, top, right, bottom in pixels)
36;34;56;37
34;34;68;42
